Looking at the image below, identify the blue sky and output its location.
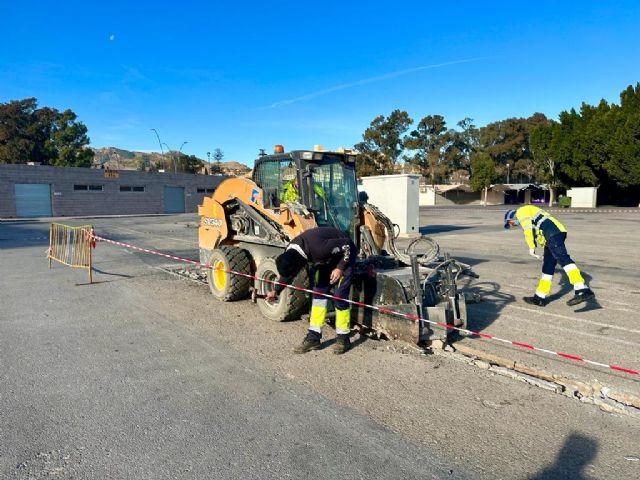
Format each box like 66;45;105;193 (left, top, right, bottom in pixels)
1;1;639;166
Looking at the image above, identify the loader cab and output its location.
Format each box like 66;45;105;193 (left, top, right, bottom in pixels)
252;150;359;234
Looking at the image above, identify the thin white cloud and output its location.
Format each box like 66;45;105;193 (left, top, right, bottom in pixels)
269;57;491;108
121;65;148;82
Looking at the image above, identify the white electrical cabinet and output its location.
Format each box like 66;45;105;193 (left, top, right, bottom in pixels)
359;174;420;237
567;187;598;208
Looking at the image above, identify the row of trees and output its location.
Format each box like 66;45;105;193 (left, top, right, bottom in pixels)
530;84;640;204
354;83;640;204
0;98;93;167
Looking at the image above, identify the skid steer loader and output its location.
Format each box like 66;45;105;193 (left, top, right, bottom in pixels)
197;146;477;345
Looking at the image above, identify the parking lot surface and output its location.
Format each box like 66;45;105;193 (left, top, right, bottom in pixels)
1;208;639;479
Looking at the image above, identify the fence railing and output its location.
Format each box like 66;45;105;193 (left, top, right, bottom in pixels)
48;223;95;283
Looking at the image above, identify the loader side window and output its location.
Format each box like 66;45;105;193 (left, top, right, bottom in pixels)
253;159;299;208
311;161;357;233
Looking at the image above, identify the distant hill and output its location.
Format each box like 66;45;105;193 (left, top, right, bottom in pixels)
91;147;251;176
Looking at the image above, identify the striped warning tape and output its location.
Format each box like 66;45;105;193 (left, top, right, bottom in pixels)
89;231;639;377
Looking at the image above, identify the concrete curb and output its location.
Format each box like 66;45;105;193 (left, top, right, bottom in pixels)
454;344;640;419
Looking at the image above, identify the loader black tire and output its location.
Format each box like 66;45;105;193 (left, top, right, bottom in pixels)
207;246;252;301
255;257;309;322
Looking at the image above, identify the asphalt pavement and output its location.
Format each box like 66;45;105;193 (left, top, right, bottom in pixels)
1;210;639;479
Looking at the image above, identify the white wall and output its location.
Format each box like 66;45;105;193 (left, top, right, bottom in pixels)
485;190;506;205
567;187;598;208
419;186;436;206
360;174;420;236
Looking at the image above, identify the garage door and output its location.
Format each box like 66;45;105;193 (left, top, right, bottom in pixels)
15;183;52;217
164;186;185;213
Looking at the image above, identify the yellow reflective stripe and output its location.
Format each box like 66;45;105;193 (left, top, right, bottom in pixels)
563;264;584;285
310;305;326;328
335;308;350;333
535;276;553;297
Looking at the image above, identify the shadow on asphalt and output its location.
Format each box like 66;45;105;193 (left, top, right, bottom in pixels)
73;271;162;286
0;221;50;249
529;432;598;480
419;225;472;235
546;272;602;312
90;268;134;278
457;280;516;338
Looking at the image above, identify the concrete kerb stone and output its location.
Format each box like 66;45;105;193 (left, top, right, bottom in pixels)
452;343;640;419
601;387;640;410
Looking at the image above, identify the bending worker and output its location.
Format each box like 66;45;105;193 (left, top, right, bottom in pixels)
504;206;595;307
265;227;356;354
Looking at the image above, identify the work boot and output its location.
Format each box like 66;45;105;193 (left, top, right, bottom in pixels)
293;333;321;354
523;295;546;307
333;334;351;355
567;288;595;306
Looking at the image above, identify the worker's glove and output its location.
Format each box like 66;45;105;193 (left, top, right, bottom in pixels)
529;248;542;260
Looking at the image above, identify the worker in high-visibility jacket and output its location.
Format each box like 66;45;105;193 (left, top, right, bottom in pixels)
504;206;595;307
280;177;299;203
265;227;356;354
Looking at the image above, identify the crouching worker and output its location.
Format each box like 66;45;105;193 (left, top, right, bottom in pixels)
265;227;356;354
504;206;595;307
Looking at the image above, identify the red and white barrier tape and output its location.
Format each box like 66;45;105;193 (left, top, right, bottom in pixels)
90;232;639;378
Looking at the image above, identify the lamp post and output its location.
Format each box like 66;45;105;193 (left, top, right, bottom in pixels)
506;163;511;184
150;129;165;171
178;141;188;173
161;143;175;173
160;141;188;174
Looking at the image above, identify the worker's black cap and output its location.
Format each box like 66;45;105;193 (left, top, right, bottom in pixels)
275;249;305;279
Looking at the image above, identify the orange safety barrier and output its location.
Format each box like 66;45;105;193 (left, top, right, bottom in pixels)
48;223;95;283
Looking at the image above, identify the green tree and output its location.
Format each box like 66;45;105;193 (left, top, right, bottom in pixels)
530;122;563;205
209;148;224;174
0;98;93;166
470;153;498;205
49;109;93;167
0;98;39;164
446;117;479;175
355;109;413;175
606;84;640;187
175;153;203;174
404;114;448;184
479;113;549;182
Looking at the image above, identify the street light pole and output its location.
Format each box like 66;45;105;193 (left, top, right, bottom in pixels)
506;163;511;184
161;143;176;174
156;138;188;174
151;129;166;172
177;141;188;174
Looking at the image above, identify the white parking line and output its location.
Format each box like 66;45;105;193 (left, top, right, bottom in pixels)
473;303;640;336
472;310;640;349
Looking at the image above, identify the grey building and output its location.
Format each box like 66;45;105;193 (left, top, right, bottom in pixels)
0;164;227;218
